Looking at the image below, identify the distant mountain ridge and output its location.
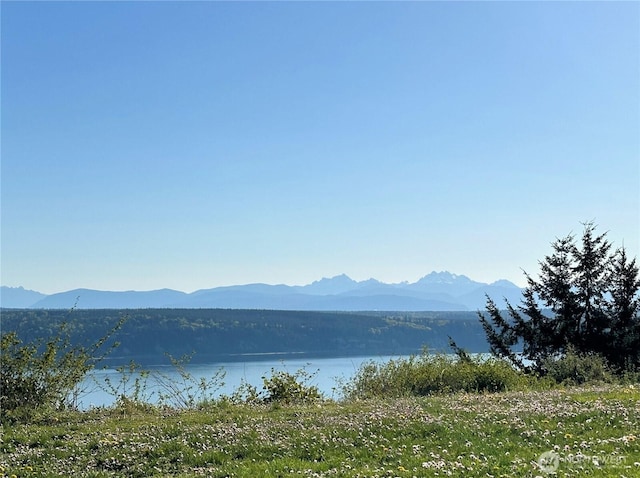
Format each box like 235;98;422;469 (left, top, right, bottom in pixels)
1;272;523;310
0;286;47;308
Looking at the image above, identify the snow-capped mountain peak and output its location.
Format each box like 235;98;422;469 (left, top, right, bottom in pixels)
416;271;473;284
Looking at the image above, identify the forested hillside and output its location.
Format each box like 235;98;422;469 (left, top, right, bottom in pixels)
1;309;488;365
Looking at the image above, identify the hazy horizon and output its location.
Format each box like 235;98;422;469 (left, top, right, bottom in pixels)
2;2;638;295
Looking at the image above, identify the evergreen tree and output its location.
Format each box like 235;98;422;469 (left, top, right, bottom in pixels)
478;222;640;374
605;247;640;369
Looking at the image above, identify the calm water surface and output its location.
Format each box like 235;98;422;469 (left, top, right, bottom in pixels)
75;354;404;408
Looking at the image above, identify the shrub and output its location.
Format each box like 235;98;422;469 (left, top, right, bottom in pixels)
1;318;124;422
541;347;614;385
343;351;532;400
1;330;91;422
226;367;322;405
261;368;321;404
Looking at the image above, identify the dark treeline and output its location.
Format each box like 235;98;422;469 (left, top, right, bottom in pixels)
1;308;488;365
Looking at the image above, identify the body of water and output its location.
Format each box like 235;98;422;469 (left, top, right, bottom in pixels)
73;354;404;409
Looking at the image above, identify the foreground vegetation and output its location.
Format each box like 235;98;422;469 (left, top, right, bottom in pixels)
2;332;640;477
1;384;638;478
2;349;639;477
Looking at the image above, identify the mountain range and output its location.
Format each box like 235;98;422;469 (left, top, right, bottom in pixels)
1;272;523;311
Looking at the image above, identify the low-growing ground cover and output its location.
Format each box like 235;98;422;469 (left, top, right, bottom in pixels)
1;385;638;477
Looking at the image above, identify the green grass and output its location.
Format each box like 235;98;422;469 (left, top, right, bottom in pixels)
1;385;639;477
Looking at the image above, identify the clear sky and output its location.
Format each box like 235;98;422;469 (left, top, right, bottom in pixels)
2;1;639;294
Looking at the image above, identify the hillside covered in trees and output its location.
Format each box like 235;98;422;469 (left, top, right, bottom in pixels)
1;309;487;365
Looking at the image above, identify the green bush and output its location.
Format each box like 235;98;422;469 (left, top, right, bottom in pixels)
343;352;533;400
1;330;91;422
541;347;614;385
1;318;124;422
226;367;322;405
261;368;321;404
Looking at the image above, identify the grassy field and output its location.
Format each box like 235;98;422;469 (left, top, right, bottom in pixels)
1;385;638;477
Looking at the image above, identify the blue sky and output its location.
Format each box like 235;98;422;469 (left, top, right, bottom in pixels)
2;1;639;294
